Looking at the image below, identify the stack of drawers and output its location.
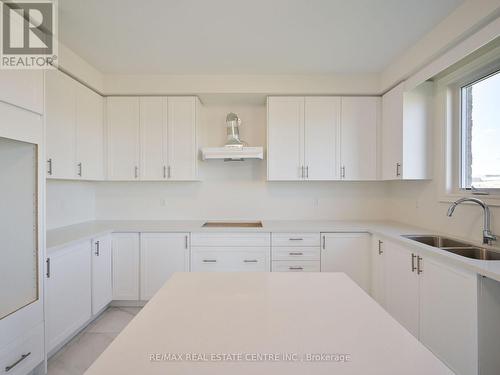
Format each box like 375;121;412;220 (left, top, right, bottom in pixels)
271;233;321;272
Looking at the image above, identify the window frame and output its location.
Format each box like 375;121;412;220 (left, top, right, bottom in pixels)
438;48;500;204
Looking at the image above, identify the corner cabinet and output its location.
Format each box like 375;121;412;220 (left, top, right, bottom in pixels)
381;81;432;180
107;96;199;181
267;96;379;181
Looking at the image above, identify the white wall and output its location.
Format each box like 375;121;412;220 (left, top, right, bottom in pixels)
46;180;96;229
94;103;389;221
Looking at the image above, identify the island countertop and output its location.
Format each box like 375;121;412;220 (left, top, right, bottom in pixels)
85;272;453;375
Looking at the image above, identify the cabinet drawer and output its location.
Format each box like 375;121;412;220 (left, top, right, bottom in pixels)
191;248;270;272
0;324;43;375
272;233;320;247
272;247;320;261
191;233;270;247
272;261;320;272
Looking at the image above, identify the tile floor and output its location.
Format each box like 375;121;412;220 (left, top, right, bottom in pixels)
47;307;141;375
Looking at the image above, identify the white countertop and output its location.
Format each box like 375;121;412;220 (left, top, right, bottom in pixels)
46;219;500;282
85;272;453;375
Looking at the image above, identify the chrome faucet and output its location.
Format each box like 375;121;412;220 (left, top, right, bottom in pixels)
447;197;497;245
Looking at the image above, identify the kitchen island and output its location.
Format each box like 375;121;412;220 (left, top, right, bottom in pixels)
85;272;452;375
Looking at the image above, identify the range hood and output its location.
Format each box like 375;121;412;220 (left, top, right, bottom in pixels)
201;146;264;161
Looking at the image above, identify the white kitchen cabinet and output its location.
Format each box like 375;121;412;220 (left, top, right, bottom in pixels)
166;97;198;180
0;70;43;114
45;69;77;179
140;97;165;180
419;256;478;375
370;236;386;306
191;247;270;272
91;235;112;315
267;97;304;180
340;97;379;180
106;97;141;180
140;233;190;300
112;233;140;300
304;97;340;180
107;96;198;181
320;233;371;292
381;81;432;180
76;83;104;180
272;260;320;272
383;240;419;337
45;241;92;353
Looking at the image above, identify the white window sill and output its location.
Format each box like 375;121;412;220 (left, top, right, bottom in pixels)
439;191;500;207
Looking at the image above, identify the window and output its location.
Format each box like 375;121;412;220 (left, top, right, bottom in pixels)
460;69;500;190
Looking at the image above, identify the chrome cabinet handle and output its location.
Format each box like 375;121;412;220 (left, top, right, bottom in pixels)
306;166;309;178
244;259;258;263
417;256;423;274
411;253;417;272
47;158;53;175
396;163;401;177
322;235;326;250
289;238;303;241
94;240;100;256
46;258;50;278
134;166;139;179
289;252;303;256
163;166;167;179
77;162;82;177
378;240;383;255
5;352;31;372
167;166;171;179
341;165;346;179
300;165;304;179
202;259;217;263
289;266;304;270
185;235;189;249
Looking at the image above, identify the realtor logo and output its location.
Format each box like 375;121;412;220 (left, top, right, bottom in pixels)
1;0;57;69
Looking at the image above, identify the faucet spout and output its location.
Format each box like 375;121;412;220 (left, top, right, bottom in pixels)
447;198;496;245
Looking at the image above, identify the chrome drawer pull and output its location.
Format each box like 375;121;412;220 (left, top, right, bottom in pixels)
289;266;304;270
289;238;303;241
5;352;31;372
202;259;217;263
411;253;417;272
244;259;258;263
289;252;303;256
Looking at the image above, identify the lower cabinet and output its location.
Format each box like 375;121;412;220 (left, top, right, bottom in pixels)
112;233;140;301
271;233;320;272
140;233;190;300
381;238;478;375
320;232;371;292
91;235;112;315
271;260;320;272
45;241;92;353
0;323;44;375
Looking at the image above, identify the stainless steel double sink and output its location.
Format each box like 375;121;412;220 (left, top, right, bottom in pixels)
402;235;500;261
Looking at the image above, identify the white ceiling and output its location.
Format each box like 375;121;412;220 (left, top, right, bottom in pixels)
58;0;465;75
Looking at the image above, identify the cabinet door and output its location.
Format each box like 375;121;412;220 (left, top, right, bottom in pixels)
370;236;386;306
166;97;197;180
304;97;339;180
267;97;304;180
381;82;404;180
140;233;190;300
340;97;379;180
106;97;140;180
112;233;140;300
140;97;166;180
45;70;76;179
76;84;104;180
320;233;371;292
419;256;478;375
0;70;43;114
91;235;112;315
46;241;91;352
384;240;419;337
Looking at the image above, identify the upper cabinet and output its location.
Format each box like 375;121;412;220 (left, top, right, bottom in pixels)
107;96;199;181
340;97;380;180
0;70;44;114
267;96;378;181
381;81;432;180
45;70;104;180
